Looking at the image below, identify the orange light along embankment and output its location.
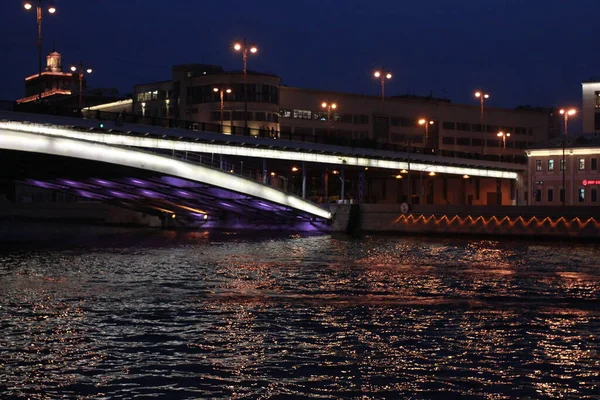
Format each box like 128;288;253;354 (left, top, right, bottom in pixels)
332;204;600;239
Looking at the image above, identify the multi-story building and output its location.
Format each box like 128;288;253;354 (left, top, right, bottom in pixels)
526;135;600;206
133;64;561;163
582;79;600;133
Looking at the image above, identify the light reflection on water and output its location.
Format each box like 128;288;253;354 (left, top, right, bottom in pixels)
0;228;599;399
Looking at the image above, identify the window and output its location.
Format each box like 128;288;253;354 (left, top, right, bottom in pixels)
442;121;455;130
560;188;565;203
579;158;585;170
456;137;470;146
547;188;554;202
471;123;482;132
548;159;554;171
595;91;600;108
354;114;369;124
579;188;585;203
560;159;566;171
293;109;312;119
595;112;600;131
280;109;291;118
471;138;482;147
535;160;542;171
456;122;470;131
592;188;598;202
442;137;455;145
341;114;353;123
535;189;542;202
592;158;598;170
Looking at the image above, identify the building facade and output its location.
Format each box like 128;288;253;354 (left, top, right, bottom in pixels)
527;135;600;206
133;64;561;163
582;79;600;133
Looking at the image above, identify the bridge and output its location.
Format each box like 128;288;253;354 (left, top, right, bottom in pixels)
0;110;524;228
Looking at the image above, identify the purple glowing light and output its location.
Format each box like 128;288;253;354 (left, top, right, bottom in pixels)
94;179;113;187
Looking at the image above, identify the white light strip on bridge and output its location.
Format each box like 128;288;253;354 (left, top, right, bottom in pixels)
0;121;518;180
527;148;600;157
0;129;333;220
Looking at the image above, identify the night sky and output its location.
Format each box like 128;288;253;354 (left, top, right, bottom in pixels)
1;0;598;111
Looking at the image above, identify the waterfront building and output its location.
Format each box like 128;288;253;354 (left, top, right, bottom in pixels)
16;50;124;109
132;64;561;164
526;134;600;206
582;79;600;133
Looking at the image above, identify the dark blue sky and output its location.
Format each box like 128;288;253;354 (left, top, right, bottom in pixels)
1;0;598;109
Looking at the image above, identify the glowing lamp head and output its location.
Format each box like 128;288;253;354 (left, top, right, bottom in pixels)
506;133;511;137
270;172;276;177
331;103;337;109
233;43;242;51
497;132;503;137
463;174;470;179
321;102;327;108
374;71;381;78
250;46;258;54
213;87;219;92
23;1;32;10
226;88;232;94
429;120;434;125
70;65;77;72
418;119;426;125
568;109;576;116
484;94;490;99
386;73;392;79
428;171;436;176
475;91;481;98
396;175;402;179
332;170;339;175
291;167;299;172
86;68;93;74
48;4;56;13
171;214;176;219
400;169;408;174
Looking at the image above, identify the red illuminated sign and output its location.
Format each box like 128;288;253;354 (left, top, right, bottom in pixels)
582;180;600;186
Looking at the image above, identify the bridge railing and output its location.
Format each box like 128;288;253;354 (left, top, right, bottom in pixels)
6;101;528;165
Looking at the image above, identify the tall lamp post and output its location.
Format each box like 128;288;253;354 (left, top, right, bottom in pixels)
23;0;56;102
70;62;92;110
373;69;392;103
559;108;576;206
213;86;232;132
321;102;337;121
474;90;490;155
497;131;511;149
233;38;258;135
418;118;434;148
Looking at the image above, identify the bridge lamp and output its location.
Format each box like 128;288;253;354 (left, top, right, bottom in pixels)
291;166;299;172
171;214;176;219
559;108;577;206
463;174;470;179
270;172;276;177
332;170;339;175
428;171;436;176
400;169;408;174
395;174;403;179
373;68;392;103
70;62;93;110
474;90;490;154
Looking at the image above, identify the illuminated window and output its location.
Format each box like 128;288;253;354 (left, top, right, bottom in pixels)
279;109;291;118
579;158;585;170
560;159;566;171
578;188;585;203
535;160;542;171
595;91;600;108
293;109;312;119
548;159;554;171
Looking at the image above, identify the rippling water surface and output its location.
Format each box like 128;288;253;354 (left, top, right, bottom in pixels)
0;225;599;399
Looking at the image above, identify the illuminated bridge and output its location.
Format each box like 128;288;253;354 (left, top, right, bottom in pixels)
0;111;524;228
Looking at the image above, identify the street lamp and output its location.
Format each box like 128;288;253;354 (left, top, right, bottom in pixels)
559;108;576;206
418;118;434;147
497;131;511;150
70;62;93;110
321;102;337;121
23;0;57;101
373;68;392;103
474;90;490;155
213;86;232;132
233;38;258;134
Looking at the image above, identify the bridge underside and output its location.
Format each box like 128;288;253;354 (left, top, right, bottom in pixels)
0;150;331;230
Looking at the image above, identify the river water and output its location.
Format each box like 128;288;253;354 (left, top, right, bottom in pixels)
0;225;598;399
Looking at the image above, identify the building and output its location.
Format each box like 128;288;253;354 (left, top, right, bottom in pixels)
133;64;561;164
16;50;124;109
582;79;600;133
526;134;600;206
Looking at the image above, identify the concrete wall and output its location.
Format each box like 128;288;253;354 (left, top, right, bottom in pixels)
333;203;600;239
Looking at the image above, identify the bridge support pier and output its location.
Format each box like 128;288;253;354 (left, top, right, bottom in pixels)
263;159;267;184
